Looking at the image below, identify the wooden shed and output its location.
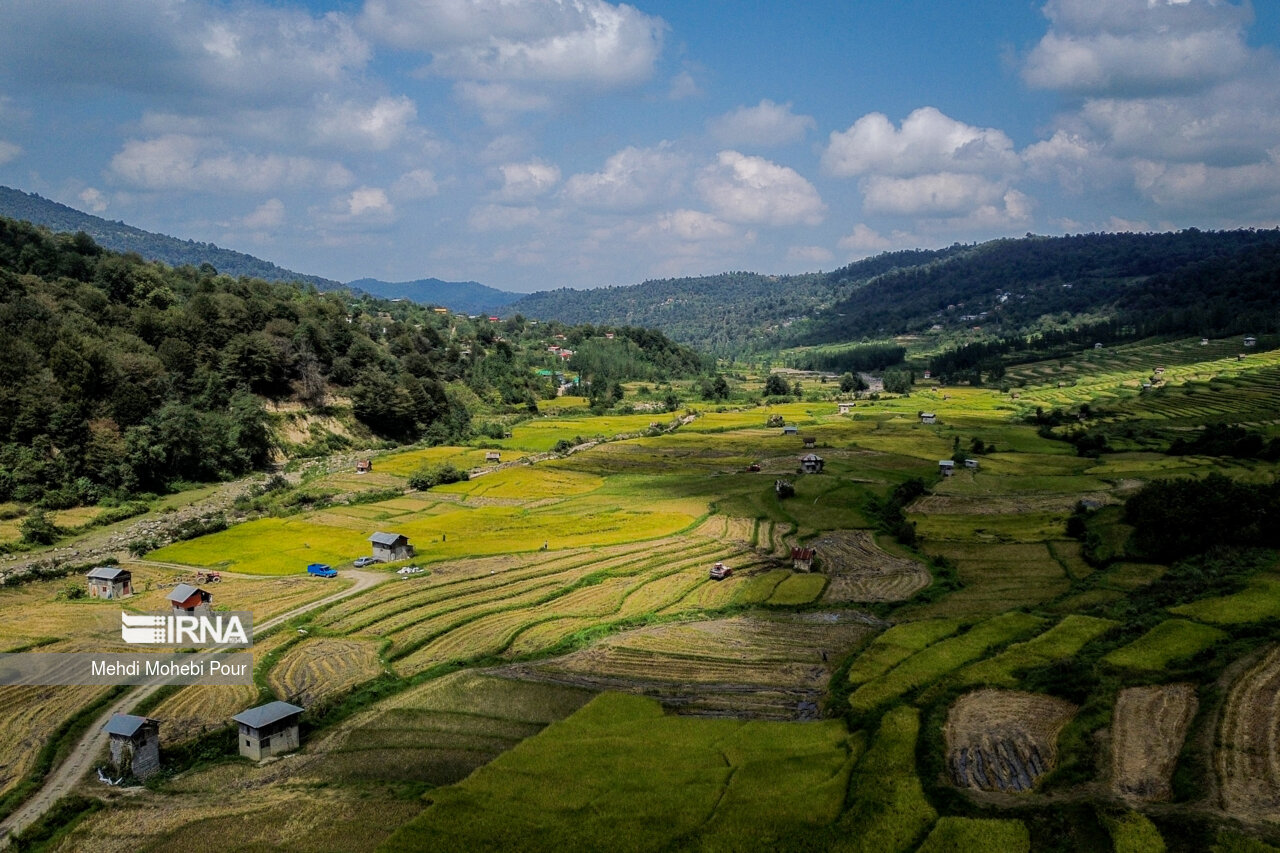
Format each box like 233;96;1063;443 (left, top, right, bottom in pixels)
791;547;816;572
167;583;212;613
369;531;415;562
800;454;825;474
802;436;816;448
103;714;160;779
232;701;304;760
838;402;852;414
485;451;501;463
939;460;956;476
86;566;132;600
920;412;937;425
355;459;372;474
782;425;799;436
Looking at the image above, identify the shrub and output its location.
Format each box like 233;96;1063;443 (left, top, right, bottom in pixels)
408;463;468;491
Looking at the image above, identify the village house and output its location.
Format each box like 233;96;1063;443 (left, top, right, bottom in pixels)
485;451;501;463
103;714;161;780
233;700;304;760
1201;338;1210;346
802;436;816;448
920;412;937;425
167;583;212;614
355;459;372;474
1244;335;1257;347
964;458;980;470
369;531;415;562
939;459;956;476
791;547;816;572
838;402;852;414
782;424;798;436
86;566;132;600
800;454;825;474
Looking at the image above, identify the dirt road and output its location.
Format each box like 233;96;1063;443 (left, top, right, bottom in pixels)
0;569;385;846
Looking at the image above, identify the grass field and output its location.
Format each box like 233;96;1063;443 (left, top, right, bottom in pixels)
1104;620;1228;671
380;692;858;852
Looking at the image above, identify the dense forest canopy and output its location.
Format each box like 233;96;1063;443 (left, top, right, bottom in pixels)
0;217;705;506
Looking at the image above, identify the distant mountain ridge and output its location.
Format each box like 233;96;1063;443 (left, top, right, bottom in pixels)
0;185;342;290
346;277;519;316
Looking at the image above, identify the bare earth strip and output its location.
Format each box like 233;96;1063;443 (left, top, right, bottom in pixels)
945;689;1077;793
813;530;930;602
1218;645;1280;820
1111;683;1197;801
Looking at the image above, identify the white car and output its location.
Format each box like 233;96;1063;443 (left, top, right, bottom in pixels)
353;557;378;568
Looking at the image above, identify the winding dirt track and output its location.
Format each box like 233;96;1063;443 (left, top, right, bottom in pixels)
0;570;385;846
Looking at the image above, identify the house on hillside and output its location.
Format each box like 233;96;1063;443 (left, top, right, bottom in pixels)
355;459;372;474
233;701;304;760
103;714;161;780
838;402;852;415
964;458;980;470
485;451;501;463
1201;338;1210;346
369;531;414;562
800;454;825;474
939;460;956;476
167;583;212;614
920;412;937;425
1094;342;1103;350
1244;335;1257;347
792;547;816;572
782;425;798;436
802;436;816;448
86;566;132;600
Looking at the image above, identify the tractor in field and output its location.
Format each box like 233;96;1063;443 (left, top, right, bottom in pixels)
709;562;733;580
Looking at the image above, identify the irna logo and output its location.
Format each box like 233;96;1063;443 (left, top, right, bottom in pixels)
121;612;252;647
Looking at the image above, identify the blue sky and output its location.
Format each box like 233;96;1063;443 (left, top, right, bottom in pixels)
2;0;1279;292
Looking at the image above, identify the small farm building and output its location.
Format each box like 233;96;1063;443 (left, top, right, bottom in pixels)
800;454;825;474
1244;335;1257;347
1094;342;1103;350
964;458;980;470
370;531;415;562
792;547;816;572
355;459;372;474
86;566;132;600
920;412;937;425
802;436;816;448
782;425;799;435
167;583;212;613
939;460;956;476
838;402;852;414
485;451;501;463
103;714;161;780
233;701;304;760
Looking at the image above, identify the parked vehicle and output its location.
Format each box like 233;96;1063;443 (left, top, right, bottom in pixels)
307;563;338;578
353;557;378;568
709;562;732;580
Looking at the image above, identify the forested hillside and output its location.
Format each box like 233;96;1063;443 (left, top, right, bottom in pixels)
0;217;705;507
514;231;1280;357
0;186;341;289
513;249;956;356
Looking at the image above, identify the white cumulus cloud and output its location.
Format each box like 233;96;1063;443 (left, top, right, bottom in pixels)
563;145;688;212
497;160;561;202
362;0;664;89
109;134;354;193
77;187;108;213
708;99;815;147
0;140;22;165
241;197;285;228
822;107;1019;178
696;150;826;226
310;95;417;151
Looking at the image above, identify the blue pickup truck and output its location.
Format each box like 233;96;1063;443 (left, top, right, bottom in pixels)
306;563;338;578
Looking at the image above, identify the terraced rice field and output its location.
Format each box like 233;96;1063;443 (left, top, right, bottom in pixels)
1111;683;1198;801
266;637;383;706
944;689;1077;793
813;530;930;602
906;542;1070;618
0;684;113;799
504;612;877;719
302;671;595;788
1218;645;1280;820
1103;619;1227;671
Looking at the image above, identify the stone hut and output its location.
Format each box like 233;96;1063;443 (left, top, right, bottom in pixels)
86;566;132;600
233;701;304;761
800;454;825;474
369;531;415;562
103;714;160;780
